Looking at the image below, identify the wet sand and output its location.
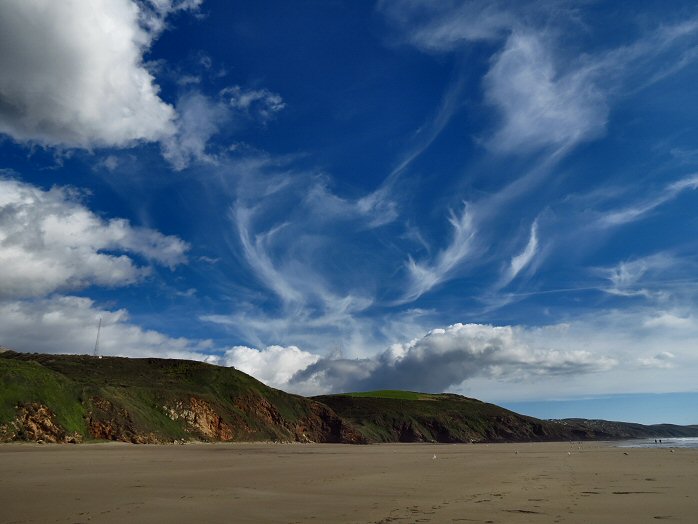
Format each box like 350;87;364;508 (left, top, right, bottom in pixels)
1;441;696;523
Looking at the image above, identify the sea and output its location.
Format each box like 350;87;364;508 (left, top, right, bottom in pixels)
616;437;698;449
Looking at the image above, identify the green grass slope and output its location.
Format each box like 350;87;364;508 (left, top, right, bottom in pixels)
0;358;86;436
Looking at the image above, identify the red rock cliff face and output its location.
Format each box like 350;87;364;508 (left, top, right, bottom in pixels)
233;395;366;444
299;401;366;444
164;397;240;441
162;395;365;443
88;397;158;444
0;403;81;443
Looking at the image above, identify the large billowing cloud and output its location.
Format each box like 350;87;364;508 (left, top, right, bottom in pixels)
0;177;188;298
0;0;200;148
237;323;617;395
221;345;320;390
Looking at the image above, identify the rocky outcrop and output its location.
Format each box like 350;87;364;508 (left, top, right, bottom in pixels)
297;401;366;444
0;403;82;443
162;395;366;444
88;397;158;444
233;394;366;443
164;397;239;441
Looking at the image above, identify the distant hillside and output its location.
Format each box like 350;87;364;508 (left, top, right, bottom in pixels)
316;391;698;443
0;351;364;444
553;418;698;439
314;391;575;443
2;352;696;445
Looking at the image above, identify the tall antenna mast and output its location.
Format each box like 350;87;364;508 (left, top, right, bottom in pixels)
93;317;102;358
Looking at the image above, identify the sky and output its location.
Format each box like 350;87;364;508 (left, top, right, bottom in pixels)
1;0;698;425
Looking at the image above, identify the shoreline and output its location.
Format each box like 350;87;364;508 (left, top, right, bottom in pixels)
2;435;696;446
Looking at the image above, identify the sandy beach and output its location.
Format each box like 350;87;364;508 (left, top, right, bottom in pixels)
1;441;695;523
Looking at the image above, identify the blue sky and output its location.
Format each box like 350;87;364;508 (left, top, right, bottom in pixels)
1;0;698;424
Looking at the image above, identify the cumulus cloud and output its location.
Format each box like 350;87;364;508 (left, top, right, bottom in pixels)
221;345;320;390
0;0;205;148
287;323;616;395
0;177;188;298
0;295;214;361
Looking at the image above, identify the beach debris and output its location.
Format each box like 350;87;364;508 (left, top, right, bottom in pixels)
623;452;629;455
432;454;437;460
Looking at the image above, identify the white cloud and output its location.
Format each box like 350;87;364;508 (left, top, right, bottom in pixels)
643;313;694;329
484;31;608;153
0;0;205;148
234;205;303;304
221;86;285;122
381;4;698;157
202;305;431;367
380;2;609;153
600;254;677;299
161;92;230;170
290;322;616;395
221;345;320;390
0;177;188;298
224;162;397;322
162;86;286;170
207;305;698;400
638;351;675;369
0;295;215;361
377;0;512;50
500;219;539;288
598;174;698;227
403;203;477;302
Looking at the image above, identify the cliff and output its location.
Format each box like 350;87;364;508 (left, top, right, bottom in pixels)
0;351;364;444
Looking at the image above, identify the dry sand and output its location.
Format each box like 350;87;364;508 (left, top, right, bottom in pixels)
1;441;696;523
